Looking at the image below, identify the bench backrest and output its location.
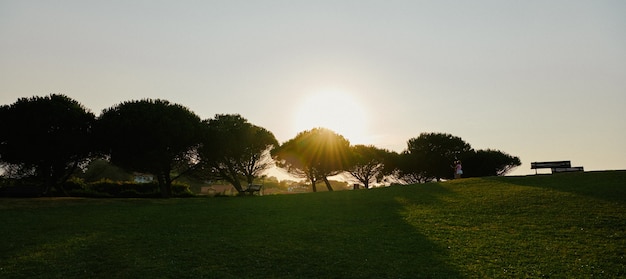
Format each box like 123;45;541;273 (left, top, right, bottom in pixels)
531;161;571;169
247;184;262;191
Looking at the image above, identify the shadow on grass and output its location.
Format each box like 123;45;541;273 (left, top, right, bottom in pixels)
487;170;626;204
209;187;465;278
0;188;465;278
369;183;464;278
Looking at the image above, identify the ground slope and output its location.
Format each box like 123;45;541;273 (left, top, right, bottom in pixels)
1;171;624;278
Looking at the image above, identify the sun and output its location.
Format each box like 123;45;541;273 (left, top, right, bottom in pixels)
293;89;369;144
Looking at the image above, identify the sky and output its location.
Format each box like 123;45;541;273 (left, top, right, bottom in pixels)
1;0;625;177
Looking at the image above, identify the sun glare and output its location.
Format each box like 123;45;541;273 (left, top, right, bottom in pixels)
293;90;369;144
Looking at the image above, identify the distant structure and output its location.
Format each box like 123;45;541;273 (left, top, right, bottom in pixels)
133;173;154;183
530;161;584;174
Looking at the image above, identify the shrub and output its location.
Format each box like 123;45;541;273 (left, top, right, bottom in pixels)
70;188;113;198
86;179;158;198
63;177;86;192
172;182;195;197
82;179;193;198
87;179;123;195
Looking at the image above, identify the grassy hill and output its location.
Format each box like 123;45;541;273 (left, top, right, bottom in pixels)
1;171;624;278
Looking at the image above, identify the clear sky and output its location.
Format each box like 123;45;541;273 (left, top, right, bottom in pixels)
1;0;625;176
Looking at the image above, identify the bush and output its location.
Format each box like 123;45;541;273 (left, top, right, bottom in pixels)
1;176;194;198
63;177;86;192
0;177;42;197
86;179;159;198
172;182;195;197
69;188;113;198
77;179;194;198
0;177;40;188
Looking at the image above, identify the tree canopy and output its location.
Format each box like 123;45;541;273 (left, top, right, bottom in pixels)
1;94;525;197
198;114;278;194
95;99;204;197
463;149;521;177
347;145;394;189
403;132;473;181
0;94;95;195
272;128;351;192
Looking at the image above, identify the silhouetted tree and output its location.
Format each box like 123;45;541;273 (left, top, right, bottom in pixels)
404;132;473;181
198;114;278;194
395;151;432;184
347;145;393;189
95;99;203;198
462;149;521;177
0;94;95;195
272;128;351;192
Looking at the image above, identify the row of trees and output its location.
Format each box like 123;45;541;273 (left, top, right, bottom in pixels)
0;94;521;197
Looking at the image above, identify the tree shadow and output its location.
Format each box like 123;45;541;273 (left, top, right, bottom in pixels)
389;187;465;278
485;170;626;204
225;186;465;278
0;190;466;278
314;183;466;278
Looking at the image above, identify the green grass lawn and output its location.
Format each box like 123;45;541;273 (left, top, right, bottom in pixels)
1;171;625;278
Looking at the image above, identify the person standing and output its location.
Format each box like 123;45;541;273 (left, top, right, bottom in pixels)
454;160;463;179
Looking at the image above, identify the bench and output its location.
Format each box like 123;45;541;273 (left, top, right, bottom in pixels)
242;184;262;195
530;161;583;174
552;167;584;173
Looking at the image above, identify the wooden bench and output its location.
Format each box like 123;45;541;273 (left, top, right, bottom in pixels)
531;161;583;174
242;184;262;195
552;167;584;173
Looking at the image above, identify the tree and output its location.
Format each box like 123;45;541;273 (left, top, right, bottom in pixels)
0;94;95;195
395;151;431;184
347;145;393;189
95;99;203;198
198;114;278;194
405;132;473;181
272;128;351;192
462;149;521;177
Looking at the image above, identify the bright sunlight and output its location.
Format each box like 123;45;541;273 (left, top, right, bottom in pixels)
293;90;369;144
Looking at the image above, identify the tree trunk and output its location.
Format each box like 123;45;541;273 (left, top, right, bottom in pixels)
157;173;171;198
323;177;334;191
39;164;53;196
53;161;78;197
42;177;54;196
165;174;172;197
245;174;254;186
305;173;317;192
229;178;245;195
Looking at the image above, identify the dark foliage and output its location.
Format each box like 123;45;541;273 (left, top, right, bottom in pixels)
95;99;204;197
403;132;473;181
273;128;351;192
462;149;521;177
0;94;95;195
198;114;278;193
347;145;394;188
71;180;193;198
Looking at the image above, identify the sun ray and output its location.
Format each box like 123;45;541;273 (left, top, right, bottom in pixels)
293;89;368;144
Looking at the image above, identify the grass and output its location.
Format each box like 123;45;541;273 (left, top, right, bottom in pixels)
1;171;624;278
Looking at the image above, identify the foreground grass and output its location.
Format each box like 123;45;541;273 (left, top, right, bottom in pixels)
1;171;624;278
